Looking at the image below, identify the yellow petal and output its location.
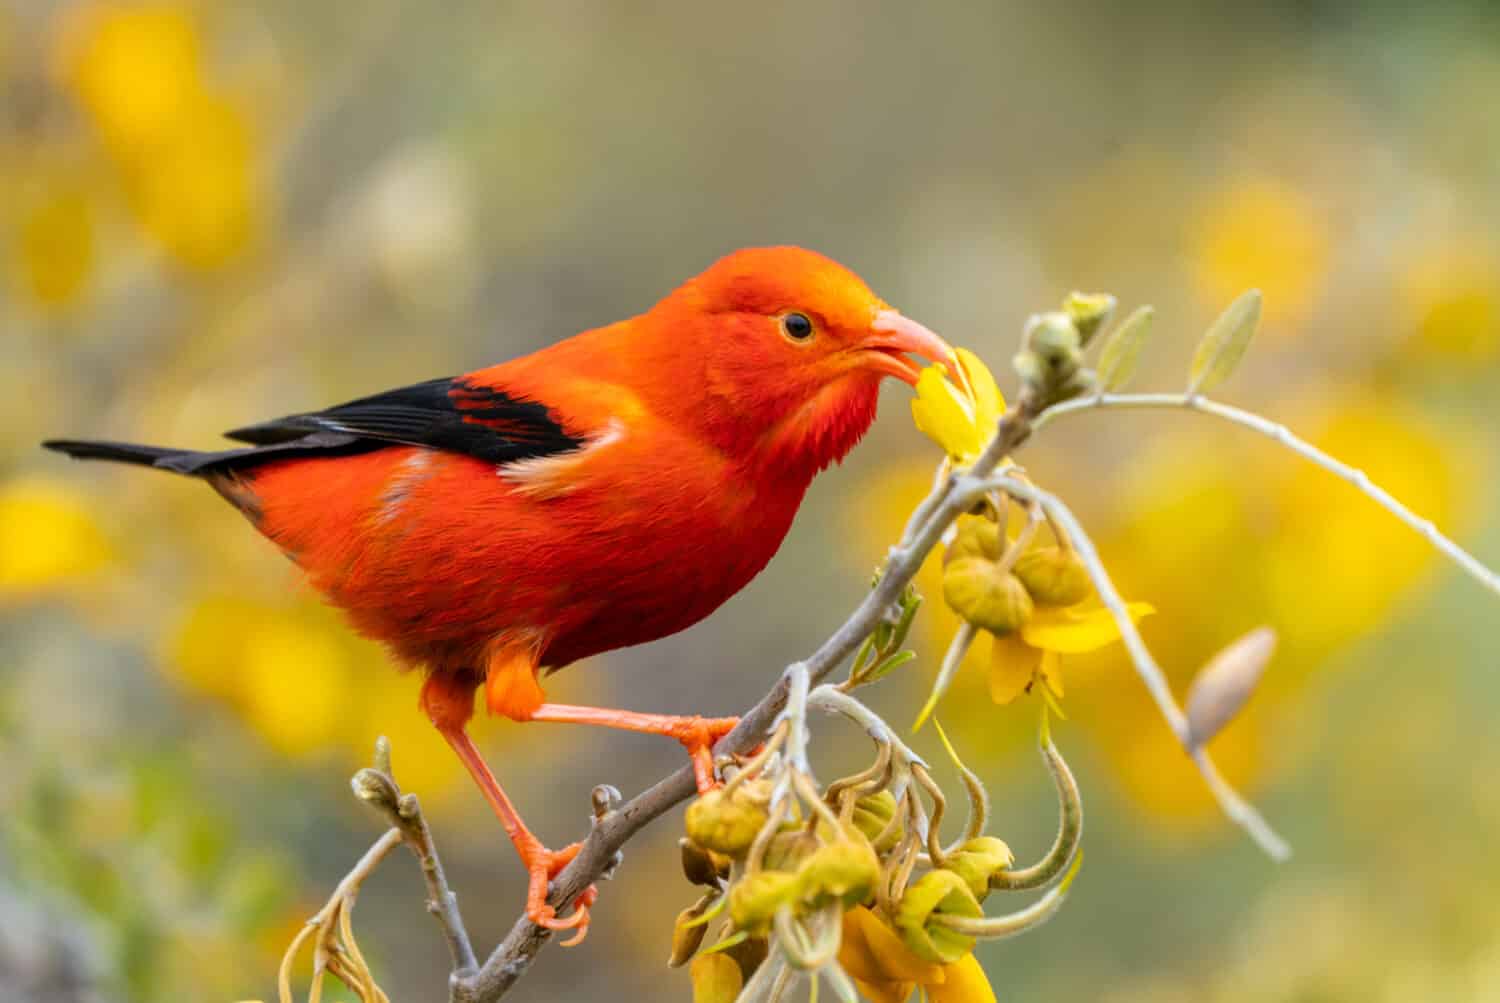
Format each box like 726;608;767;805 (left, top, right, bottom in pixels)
955;348;1004;435
1020;602;1155;654
853;978;916;1003
927;954;998;1003
988;633;1042;705
1038;650;1064;700
911;366;981;460
840;906;946;985
690;952;743;1003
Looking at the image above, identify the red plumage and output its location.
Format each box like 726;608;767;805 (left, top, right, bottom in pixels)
44;245;953;939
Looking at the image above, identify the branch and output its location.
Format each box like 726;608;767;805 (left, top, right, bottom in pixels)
449;390;1050;1002
351;738;479;980
988;474;1291;860
1034;393;1500;601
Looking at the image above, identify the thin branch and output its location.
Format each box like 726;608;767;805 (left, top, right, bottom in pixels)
989;475;1291;861
449;391;1050;1002
352;741;478;979
1034;393;1500;601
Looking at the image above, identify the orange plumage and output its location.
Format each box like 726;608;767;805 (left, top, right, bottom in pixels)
44;246;953;940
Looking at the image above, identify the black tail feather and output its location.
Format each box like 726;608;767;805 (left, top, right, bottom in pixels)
44;431;382;476
42;439;198;470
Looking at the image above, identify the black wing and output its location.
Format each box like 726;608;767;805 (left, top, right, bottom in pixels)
223;376;585;466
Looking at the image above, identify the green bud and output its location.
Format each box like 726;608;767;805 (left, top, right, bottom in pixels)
761;830;817;873
1025;312;1082;369
893;869;983;964
1013;546;1091;607
728;871;802;935
1063;292;1117;345
943;558;1034;634
944;516;1003;565
685;787;769;858
797;838;881;909
943;836;1015;901
848;790;904;852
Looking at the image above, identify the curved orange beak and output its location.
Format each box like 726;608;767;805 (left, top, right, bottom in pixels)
861;309;959;386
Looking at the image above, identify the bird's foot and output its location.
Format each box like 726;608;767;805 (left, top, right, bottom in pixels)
522;839;597;947
665;715;740;794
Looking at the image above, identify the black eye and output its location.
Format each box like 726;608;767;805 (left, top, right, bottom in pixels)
781;312;814;341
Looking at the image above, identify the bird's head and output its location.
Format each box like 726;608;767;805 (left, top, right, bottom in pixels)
648;246;956;477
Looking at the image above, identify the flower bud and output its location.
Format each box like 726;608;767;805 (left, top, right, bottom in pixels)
1063;292;1117;345
761;830;817;873
944;516;1002;565
728;870;802;935
893;869;983;964
1013;546;1091;607
690;952;743;1003
668;898;713;967
1025;311;1082;367
848;790;904;852
797;838;881;909
943;558;1033;634
685;787;769;858
942;836;1014;901
680;837;732;887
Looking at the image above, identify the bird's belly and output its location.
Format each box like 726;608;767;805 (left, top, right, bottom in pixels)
252;448;803;672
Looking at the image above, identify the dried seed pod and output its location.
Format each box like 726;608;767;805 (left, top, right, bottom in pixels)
943;558;1033;634
668;897;714;967
1013;546;1091;607
679;837;732;887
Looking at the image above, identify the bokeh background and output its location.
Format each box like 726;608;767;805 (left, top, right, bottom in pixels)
3;2;1499;1000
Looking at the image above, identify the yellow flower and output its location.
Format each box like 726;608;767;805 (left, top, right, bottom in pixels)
911;349;1004;464
839;905;997;1003
0;476;112;600
988;601;1154;705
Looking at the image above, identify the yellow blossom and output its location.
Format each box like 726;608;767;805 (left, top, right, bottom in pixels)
0;476;112;600
988;601;1154;706
839;905;997;1003
911;349;1004;464
16;179;96;309
1191;176;1330;329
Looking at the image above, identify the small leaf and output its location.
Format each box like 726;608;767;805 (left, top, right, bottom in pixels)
1188;289;1262;394
1185;626;1276;749
861;649;915;687
1096;305;1154;392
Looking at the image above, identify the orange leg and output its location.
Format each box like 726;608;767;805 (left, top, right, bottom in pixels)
421;673;597;946
528;704;739;794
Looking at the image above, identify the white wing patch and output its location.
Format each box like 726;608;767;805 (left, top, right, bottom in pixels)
499;418;625;498
378;448;436;523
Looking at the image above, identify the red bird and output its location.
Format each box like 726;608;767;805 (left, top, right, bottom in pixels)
45;246;953;941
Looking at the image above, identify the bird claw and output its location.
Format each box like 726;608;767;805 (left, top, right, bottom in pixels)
523;841;597;947
672;716;739;793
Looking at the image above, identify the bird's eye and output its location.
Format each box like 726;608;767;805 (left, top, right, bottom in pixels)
781;312;814;342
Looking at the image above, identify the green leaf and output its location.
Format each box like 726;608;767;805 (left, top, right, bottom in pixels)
1188;289;1262;394
1096;305;1154;392
862;649;915;687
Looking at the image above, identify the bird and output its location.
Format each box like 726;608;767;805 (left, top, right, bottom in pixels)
44;245;954;943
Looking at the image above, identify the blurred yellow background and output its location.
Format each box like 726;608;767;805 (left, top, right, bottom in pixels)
2;2;1498;1001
